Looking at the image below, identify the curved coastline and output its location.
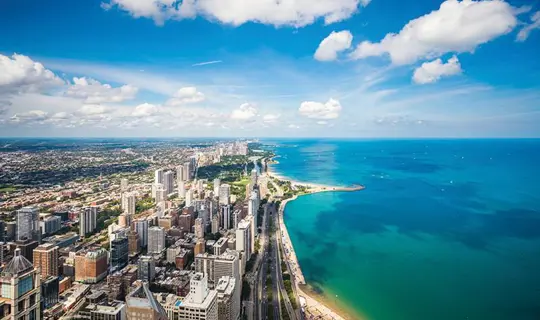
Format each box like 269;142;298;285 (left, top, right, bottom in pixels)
266;162;366;319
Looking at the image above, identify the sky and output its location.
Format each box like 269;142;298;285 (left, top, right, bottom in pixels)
0;0;539;138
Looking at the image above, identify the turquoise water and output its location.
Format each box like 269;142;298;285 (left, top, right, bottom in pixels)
269;139;540;320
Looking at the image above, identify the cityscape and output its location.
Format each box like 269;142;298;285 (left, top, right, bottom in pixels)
0;139;336;320
1;0;540;319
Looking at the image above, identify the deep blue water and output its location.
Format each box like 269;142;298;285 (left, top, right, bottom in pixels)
268;139;540;320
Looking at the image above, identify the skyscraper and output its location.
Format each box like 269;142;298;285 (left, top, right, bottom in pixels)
80;206;98;238
218;184;230;205
235;219;252;259
110;236;129;271
122;192;136;215
133;219;149;248
120;178;129;192
213;178;220;197
0;249;42;320
147;226;165;254
183;162;192;181
194;218;205;239
154;183;166;203
178;180;186;198
250;168;257;187
163;171;174;196
186;188;194;207
33;243;59;278
16;206;39;241
137;256;156;282
176;273;217;319
127;230;140;256
220;205;230;230
177;165;186;183
154;169;164;185
216;276;240;320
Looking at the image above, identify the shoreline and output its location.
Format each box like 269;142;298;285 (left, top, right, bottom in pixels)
267;162;365;320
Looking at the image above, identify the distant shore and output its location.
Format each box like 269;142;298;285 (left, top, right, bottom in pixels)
266;162;365;319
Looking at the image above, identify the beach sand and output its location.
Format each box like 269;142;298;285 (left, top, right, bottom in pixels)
268;162;366;320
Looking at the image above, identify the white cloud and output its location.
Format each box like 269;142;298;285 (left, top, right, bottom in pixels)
192;60;223;67
10;110;49;124
231;103;257;120
102;0;370;27
314;30;353;61
65;77;138;103
263;113;281;123
165;87;205;106
350;0;519;65
132;103;159;117
77;104;110;115
299;98;342;119
412;55;462;84
317;120;328;125
516;11;540;42
0;54;64;94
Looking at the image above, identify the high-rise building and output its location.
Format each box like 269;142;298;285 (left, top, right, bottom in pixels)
0;249;42;320
127;230;140;256
137;256;155;282
110;236;129;271
178;180;186;198
176;165;186;183
15;239;38;263
74;248;108;284
220;205;230;230
216;276;240;320
118;213;132;228
250;168;257;187
194;240;205;256
186;188;194;207
176;273;217;320
248;191;259;229
154;169;164;185
147;227;165;254
211;215;219;234
235;219;252;259
194;218;205;239
154;183;166;204
133;219;149;248
163;171;174;196
80;206;98;238
212;238;228;256
120;178;129;192
213;179;220;197
16;206;39;241
33;243;59;278
178;213;192;234
218;184;230;206
41;276;59;310
122;192;136;215
126;283;167;320
183;162;192;181
232;210;241;230
40;216;62;235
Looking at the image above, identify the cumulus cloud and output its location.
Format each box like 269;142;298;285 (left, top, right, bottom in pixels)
516;11;540;42
350;0;519;65
412;55;462;84
102;0;370;27
0;54;64;94
10;110;49;124
314;30;353;61
165;87;205;106
77;104;111;116
231;103;257;120
299;98;342;119
132;103;159;117
263;113;281;123
65;77;138;103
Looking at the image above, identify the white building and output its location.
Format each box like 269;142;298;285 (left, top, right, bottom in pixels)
213;179;220;197
148;226;166;254
80;206;98;238
16;206;39;241
178;180;186;198
218;184;231;205
177;273;218;320
122;192;136;215
235;219;252;260
154;183;166;203
120;178;129;192
186;188;194;207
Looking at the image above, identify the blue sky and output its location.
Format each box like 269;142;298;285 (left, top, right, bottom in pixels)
0;0;539;137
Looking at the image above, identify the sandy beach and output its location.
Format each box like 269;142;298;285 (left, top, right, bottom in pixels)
267;161;365;320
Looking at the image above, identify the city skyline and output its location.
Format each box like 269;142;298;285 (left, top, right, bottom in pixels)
1;0;540;138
